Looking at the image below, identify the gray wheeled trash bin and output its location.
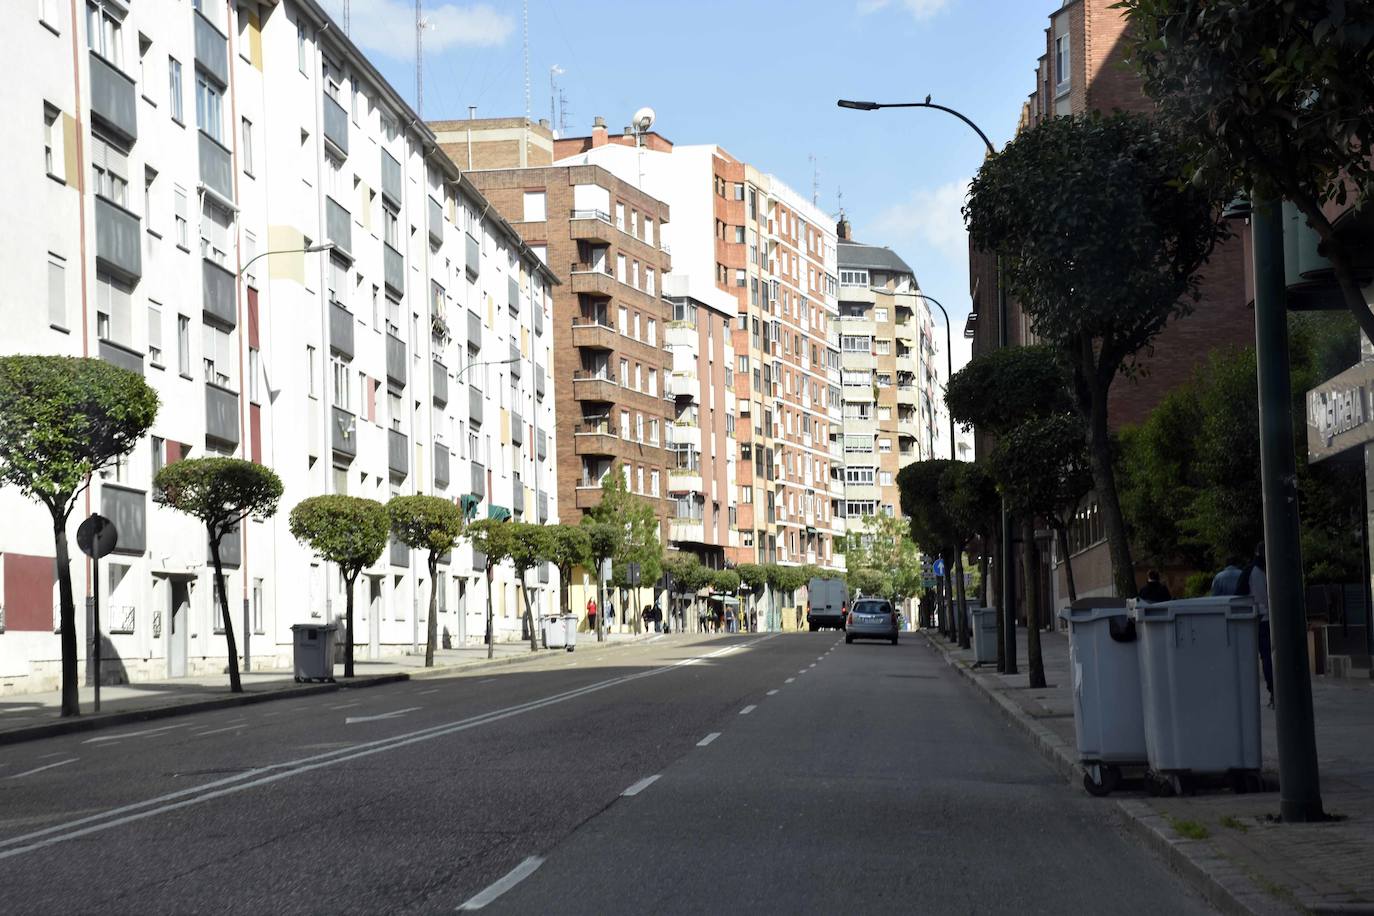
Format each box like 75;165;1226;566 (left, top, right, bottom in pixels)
291;623;337;682
1059;599;1147;796
968;607;998;665
542;615;567;649
561;615;577;652
1128;596;1262;793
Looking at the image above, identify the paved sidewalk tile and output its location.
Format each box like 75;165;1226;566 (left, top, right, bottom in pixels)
923;624;1374;915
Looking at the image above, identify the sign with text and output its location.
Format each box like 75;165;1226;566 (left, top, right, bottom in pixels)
1307;361;1374;463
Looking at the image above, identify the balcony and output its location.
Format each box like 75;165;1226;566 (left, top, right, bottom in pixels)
569;210;615;243
427;197;443;246
467;309;482;347
535;364;546;399
667;372;698;400
331;406;357;460
511;411;524;446
469;386;484;426
98;338;143;376
667;468;703;494
571;319;616;350
100;484;146;556
670;422;701;450
569;269;615;298
383;242;404;295
508;277;520;314
198;131;234;203
434;443;450;489
537;428;548;460
572;371;618;404
432;360;448;405
666;321;696;349
381;150;402;206
389;536;409;568
385;332;406;386
388;428;408;479
509;344;522;379
574;421;627;459
896;385;918;405
202;258;237;329
574;486;605;510
89;51;137;142
193;10;229;85
470;461;486;500
326;197;352;258
670;519;706;545
323;93;349;157
894;355;917;374
465;234;480;278
538;491;549;523
205;382;239;448
512;474;525;515
329;302;354;358
94;197;141;281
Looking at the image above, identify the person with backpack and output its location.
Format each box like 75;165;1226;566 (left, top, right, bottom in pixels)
1235;543;1275;708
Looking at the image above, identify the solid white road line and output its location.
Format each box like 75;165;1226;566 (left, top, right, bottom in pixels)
82;724;186;745
739;705;757;716
193;724;247;738
621;775;661;797
477;679;497;685
457;856;545;911
418;688;440;695
0;642;745;861
696;733;720;747
328;702;361;710
344;707;421;725
8;758;78;779
766;690;779;696
0;706;41;715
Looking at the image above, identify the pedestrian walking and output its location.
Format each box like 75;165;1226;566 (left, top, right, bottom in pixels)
1210;557;1245;596
1237;543;1275;708
1138;569;1172;603
586;597;597;634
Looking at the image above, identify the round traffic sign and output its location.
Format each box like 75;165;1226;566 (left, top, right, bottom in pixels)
77;513;118;559
932;558;946;577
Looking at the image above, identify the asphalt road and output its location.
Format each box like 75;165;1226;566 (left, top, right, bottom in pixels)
0;632;1213;915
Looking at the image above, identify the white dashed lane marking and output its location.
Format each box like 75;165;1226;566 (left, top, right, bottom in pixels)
739;705;757;715
621;775;661;797
8;758;78;779
457;856;545;911
767;690;779;696
697;733;720;747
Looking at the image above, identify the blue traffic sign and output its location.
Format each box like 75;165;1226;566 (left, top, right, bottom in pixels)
933;558;946;577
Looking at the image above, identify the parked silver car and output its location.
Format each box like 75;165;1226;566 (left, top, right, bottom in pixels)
845;598;899;645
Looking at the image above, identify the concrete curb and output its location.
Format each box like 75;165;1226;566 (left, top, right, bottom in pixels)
920;632;1284;916
0;633;661;748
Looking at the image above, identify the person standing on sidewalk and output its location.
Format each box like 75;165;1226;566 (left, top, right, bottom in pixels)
1138;569;1172;603
1238;543;1275;708
1210;557;1245;596
586;597;597;634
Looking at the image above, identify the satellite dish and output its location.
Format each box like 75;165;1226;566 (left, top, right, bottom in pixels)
633;106;655;132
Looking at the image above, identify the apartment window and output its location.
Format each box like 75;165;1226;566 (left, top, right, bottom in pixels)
195;72;223;143
148;303;163;366
878;438;893;453
616;254;626;283
615;203;625;231
41;0;63;31
841;335;871;352
173;187;189;248
249;348;260;402
617;306;628;335
90;131;130;207
845;466;876;485
297;21;307;73
522;191;546;222
874;307;888;322
203;325;233;387
733;226;745;244
200;199;233;266
645;268;655;296
47;253;66;329
86;0;123;66
306;345;318;397
43;104;63;180
327;255;348;305
735;269;746;288
649;418;659;446
383;205;400;249
839;269;868;287
241;118;254;176
618;358;629;387
647;319;657;346
95;270;132;346
650;469;660;497
332;357;352;410
168;57;184;122
252;578;264;633
177;315;191;375
1055;34;1070;88
875;339;892;356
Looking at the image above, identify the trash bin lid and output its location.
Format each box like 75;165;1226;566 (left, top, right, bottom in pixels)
1127;595;1256;623
1058;598;1129;623
290;623;337;632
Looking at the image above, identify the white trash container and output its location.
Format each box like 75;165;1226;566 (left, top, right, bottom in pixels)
542;616;567;649
561;615;578;652
1059;600;1147;795
291;623;337;682
1128;596;1262;777
969;607;999;665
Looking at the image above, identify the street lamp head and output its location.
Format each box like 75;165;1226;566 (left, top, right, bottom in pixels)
837;99;880;111
305;241;336;253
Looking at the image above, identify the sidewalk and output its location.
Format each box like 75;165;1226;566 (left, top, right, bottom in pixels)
923;626;1374;915
0;631;661;747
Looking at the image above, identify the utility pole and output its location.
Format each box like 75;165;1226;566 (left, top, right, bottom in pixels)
1252;197;1324;823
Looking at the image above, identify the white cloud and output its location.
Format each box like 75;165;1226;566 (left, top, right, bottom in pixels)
870;179;970;267
857;0;953;20
342;0;514;59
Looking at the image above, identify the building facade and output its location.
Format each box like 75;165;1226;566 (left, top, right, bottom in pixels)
0;0;559;694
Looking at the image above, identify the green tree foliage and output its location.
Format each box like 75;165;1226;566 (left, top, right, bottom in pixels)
843;514;924;604
289;496;389;677
388;495;465;666
157;458;282;693
0;356;158;715
737;563;767;593
584;463;663;597
712;568;741;595
506;522;552;652
468;518;518;657
542;525;590;617
1120;0;1374;341
848;567;890;600
965;112;1230;598
944;461;1000;606
946;345;1071;434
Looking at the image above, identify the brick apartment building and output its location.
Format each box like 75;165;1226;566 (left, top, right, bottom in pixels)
968;0;1252;603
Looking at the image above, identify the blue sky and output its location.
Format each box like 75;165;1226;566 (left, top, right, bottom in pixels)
322;0;1052;370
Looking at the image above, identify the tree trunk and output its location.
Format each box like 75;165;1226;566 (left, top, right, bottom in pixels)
596;568;605;643
344;571;357;678
993;525;1006;673
53;510;79;717
558;563;570;617
1083;368;1138;598
942;569;954;641
1056;525;1078;605
485;565;495;659
1022;517;1046;689
954;549;970;649
424;554;439;667
521;573;539;652
210;530;242;693
979;531;991;608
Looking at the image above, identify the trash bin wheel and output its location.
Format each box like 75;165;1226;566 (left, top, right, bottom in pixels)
294;676;304;683
844;635;853;644
1082;764;1120;797
1227;770;1264;795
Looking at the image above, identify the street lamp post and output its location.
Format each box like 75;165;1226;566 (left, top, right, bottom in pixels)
838;96;1016;674
238;241;336;280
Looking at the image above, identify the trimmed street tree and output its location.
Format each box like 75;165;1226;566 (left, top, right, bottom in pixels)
157;458;282;693
0;356;158;716
663;553;708;629
506;521;552;652
586;463;663;629
288;495;389;677
581;519;620;641
965;112;1229;598
543;524;590;618
737;563;767;630
468;518;517;658
1120;0;1374;341
388;495;465;666
898;460;960;638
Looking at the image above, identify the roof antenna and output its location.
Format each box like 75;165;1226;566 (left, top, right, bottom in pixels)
810;154;819;207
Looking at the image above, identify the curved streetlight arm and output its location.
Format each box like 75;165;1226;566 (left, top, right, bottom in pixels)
454;354;522;384
238;242;336;279
837;99;995;154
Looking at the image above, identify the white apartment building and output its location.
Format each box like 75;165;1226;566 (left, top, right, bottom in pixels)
0;0;559;694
